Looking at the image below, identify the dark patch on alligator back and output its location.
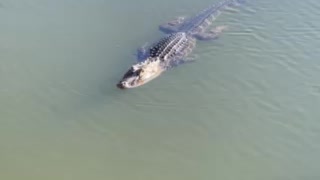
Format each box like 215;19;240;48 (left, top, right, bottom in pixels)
149;36;173;57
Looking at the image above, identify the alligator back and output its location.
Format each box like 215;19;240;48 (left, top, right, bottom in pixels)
148;32;196;67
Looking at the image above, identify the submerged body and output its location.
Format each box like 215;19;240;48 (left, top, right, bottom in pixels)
117;0;244;89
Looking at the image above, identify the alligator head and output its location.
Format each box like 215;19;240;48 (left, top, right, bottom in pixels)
117;59;164;89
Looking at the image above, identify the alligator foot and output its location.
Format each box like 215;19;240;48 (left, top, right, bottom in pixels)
228;0;245;8
168;55;197;68
136;43;149;62
184;54;198;63
159;16;186;34
224;6;240;13
194;25;228;41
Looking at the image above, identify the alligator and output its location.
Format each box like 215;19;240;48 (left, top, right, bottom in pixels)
117;0;244;89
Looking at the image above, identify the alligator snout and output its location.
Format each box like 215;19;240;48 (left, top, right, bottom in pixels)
116;82;125;89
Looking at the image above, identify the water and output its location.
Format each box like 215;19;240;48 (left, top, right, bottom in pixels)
1;0;320;179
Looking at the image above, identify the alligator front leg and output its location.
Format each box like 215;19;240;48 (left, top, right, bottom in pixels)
194;25;228;41
136;43;149;62
159;16;186;34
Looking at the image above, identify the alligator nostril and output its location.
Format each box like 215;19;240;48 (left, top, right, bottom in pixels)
116;82;125;89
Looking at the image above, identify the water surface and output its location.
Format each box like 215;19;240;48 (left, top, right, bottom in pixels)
1;0;320;179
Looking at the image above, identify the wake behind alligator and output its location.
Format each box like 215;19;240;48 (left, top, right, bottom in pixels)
117;0;245;89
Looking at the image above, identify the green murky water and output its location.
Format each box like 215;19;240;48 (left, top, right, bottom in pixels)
1;0;320;179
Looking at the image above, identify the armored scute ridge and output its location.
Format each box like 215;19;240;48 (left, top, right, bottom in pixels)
117;0;245;89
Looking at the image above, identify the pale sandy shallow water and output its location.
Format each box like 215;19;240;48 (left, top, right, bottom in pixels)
1;0;320;180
